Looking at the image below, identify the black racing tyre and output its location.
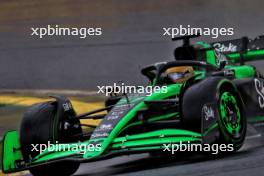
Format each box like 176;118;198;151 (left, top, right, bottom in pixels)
182;77;246;151
20;102;80;176
20;102;56;161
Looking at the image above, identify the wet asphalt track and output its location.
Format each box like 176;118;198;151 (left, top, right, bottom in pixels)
1;1;264;175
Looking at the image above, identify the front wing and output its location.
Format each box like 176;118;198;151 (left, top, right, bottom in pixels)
1;129;202;173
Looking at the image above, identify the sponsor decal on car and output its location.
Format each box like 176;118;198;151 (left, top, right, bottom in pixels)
254;78;264;109
95;124;113;132
213;42;238;53
91;133;109;138
62;102;73;111
214;50;228;66
202;104;215;121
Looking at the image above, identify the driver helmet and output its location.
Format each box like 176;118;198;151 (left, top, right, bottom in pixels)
165;66;194;83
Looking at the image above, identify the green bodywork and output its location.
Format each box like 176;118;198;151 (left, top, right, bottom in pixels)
2;131;22;172
2;40;264;173
2;84;198;173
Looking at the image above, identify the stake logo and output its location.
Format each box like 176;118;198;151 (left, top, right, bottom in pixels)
202;104;215;121
213;42;237;53
254;78;264;109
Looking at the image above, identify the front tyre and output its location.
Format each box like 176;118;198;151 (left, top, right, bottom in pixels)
20;99;81;176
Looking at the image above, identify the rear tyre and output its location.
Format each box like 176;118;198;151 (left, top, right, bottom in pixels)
217;91;246;151
182;77;246;152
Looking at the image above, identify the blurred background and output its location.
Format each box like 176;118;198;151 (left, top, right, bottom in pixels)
0;0;263;90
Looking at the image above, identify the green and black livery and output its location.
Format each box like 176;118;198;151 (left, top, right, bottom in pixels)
2;34;264;175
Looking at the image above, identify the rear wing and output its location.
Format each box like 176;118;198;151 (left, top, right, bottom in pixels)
211;35;264;64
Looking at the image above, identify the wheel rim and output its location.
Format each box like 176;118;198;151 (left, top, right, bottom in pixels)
219;92;241;138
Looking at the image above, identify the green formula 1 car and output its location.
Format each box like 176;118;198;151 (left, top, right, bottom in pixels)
2;34;264;176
